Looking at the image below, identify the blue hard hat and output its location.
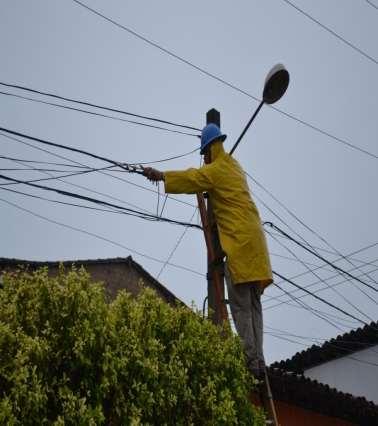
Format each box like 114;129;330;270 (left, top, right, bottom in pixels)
200;123;227;154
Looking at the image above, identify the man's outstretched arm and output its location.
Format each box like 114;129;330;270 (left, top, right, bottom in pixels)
142;166;214;194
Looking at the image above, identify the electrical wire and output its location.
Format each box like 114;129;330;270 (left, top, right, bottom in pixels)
156;152;203;279
272;270;369;326
270;250;378;303
248;172;377;286
156;182;160;217
0;146;200;186
268;247;378;308
250;176;378;307
265;292;360;327
0;197;204;278
0;165;116;186
156;207;198;279
0;148;200;169
273;282;344;331
269;230;378;283
0;83;200;132
365;0;378;10
0;90;199;138
0;131;197;209
279;0;378;65
159;194;169;217
0;186;131;216
266;263;378;312
267;230;375;322
0;155;89;169
270;251;332;272
0;167;83;173
0;172;202;230
266;222;378;293
0;126;143;174
71;0;378;161
269;228;378;269
1;144;154;215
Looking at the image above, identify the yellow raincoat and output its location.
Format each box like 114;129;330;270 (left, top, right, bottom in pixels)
164;142;273;290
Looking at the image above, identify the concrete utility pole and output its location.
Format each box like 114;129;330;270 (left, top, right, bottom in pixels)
203;108;227;325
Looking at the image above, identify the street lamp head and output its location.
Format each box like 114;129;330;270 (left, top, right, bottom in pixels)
262;64;290;105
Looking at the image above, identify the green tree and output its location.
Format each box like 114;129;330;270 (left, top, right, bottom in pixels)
0;266;264;425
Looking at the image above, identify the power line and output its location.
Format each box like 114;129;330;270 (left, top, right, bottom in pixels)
0;132;197;209
266;222;378;293
71;0;378;161
0;172;202;230
270;251;331;271
266;263;378;312
0;83;201;133
249;173;377;306
0;167;83;173
273;270;369;326
270;228;378;268
279;0;378;65
156;208;198;279
266;260;378;308
270;230;378;280
0;90;199;138
0;165;115;186
0;135;154;215
0;148;200;187
248;172;377;285
268;230;375;322
0;126;144;174
265;292;360;327
156;155;204;279
365;0;378;10
0;155;85;169
0;148;200;168
1;127;199;221
273;281;344;331
0;186;133;216
0;197;204;278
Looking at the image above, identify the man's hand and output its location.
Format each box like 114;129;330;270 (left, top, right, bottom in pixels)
142;166;164;182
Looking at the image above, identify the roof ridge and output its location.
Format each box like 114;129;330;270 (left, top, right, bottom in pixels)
271;322;378;372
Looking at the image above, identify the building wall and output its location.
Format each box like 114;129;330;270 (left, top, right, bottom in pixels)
275;401;355;426
304;346;378;404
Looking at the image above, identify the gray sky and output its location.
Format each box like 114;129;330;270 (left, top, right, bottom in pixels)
1;0;377;364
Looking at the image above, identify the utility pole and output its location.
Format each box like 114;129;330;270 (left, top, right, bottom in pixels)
197;108;227;325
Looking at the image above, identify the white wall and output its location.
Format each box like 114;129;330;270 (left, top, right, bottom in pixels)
304;345;378;404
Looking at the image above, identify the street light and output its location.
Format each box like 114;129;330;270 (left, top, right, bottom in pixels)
229;64;290;155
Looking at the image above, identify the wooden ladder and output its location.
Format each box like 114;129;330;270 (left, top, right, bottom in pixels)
252;368;279;426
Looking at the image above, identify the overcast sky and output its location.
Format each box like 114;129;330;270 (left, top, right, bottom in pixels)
1;0;377;364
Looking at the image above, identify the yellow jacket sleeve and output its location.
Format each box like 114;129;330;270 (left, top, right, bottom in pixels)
164;165;215;194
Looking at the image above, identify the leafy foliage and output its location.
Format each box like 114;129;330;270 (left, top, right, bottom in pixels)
0;266;264;425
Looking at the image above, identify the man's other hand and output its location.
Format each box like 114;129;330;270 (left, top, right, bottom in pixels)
142;167;164;182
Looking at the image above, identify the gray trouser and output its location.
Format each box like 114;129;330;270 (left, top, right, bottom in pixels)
225;266;264;369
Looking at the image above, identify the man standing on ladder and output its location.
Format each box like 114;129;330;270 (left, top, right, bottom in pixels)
143;123;273;379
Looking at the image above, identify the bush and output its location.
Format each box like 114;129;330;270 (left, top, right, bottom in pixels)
0;266;264;425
